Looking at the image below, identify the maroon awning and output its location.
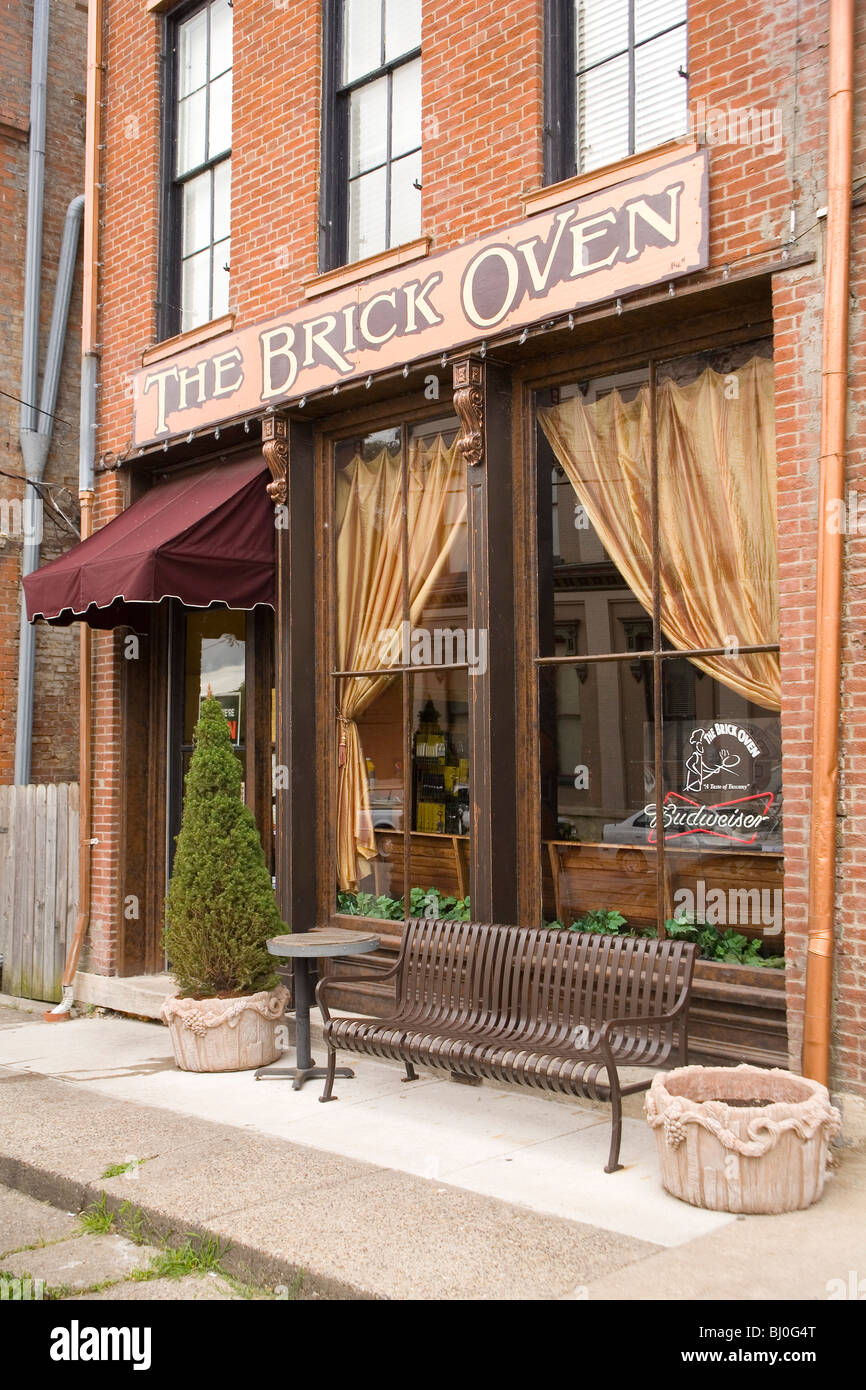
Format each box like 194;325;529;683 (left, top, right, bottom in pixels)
24;455;275;629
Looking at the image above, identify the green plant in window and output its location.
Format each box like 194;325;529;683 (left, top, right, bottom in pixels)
664;916;785;968
568;909;628;935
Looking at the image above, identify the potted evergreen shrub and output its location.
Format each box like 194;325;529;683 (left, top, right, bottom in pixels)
160;696;288;1072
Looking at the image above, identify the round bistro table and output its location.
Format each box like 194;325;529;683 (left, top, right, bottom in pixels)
254;927;379;1090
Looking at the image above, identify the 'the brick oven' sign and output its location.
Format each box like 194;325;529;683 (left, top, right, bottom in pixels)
132;150;708;447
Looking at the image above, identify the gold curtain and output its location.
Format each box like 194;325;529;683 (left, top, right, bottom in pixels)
538;356;780;711
335;436;467;891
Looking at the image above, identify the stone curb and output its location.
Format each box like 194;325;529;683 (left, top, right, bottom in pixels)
0;1153;377;1301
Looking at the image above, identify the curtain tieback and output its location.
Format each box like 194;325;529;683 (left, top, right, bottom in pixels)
337;714;353;768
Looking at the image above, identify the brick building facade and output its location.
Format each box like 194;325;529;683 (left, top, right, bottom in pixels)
0;0;86;786
25;0;866;1104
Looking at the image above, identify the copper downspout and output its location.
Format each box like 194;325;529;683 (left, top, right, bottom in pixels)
44;0;102;1020
801;0;855;1084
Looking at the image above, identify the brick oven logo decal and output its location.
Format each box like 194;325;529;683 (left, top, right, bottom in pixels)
644;717;781;849
132;149;708;447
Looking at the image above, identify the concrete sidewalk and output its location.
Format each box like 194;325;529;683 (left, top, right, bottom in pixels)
0;1005;863;1299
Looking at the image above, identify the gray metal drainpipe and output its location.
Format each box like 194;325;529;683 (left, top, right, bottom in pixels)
14;0;85;785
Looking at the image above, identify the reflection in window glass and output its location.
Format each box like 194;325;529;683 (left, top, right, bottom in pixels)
183;609;246;744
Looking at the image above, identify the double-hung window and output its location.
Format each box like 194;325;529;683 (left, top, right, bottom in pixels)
321;0;422;270
164;0;233;335
545;0;688;184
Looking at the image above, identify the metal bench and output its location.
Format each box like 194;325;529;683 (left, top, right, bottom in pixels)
316;919;698;1172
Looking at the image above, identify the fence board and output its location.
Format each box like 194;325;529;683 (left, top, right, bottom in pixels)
0;785;79;1003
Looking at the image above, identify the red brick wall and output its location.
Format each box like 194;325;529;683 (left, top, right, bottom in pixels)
0;0;86;786
89;0;866;1097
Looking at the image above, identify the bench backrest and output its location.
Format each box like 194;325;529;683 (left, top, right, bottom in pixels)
395;920;696;1033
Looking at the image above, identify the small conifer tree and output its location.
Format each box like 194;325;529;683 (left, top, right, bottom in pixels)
164;696;283;997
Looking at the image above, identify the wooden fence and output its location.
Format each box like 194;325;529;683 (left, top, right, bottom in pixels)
0;783;79;1003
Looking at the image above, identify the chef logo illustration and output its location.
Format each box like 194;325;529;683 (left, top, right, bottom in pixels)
684;727;742;793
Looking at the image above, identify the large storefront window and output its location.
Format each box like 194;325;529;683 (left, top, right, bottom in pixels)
333;414;470;920
535;341;783;949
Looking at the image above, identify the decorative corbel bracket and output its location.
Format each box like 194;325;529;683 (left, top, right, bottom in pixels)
452;358;484;471
262;408;289;507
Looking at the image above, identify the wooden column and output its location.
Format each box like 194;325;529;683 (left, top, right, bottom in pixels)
453;356;518;923
263;409;317;932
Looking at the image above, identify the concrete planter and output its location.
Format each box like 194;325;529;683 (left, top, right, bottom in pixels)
646;1064;841;1214
161;985;289;1073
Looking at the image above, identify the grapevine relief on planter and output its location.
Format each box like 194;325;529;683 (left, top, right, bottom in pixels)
162;985;289;1035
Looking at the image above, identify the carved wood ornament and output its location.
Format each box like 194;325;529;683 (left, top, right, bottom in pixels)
452;358;484;470
262;410;288;507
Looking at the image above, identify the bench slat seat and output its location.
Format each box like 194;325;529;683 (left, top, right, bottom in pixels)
316;920;697;1171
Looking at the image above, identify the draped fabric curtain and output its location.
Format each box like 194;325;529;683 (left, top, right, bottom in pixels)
335;436;467;891
537;356;780;711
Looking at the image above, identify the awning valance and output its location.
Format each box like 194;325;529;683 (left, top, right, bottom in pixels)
24;456;275;629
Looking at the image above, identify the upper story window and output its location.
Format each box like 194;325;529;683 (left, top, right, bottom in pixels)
164;0;233;335
320;0;422;271
544;0;688;185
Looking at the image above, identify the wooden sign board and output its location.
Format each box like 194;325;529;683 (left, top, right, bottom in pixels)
132;149;708;448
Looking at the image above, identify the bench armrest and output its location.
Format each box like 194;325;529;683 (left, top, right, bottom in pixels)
315;960;402;1024
597;986;692;1044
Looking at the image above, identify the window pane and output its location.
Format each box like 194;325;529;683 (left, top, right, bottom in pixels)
635;0;686;44
574;0;628;71
348;165;388;261
178;8;208;97
182;170;212;256
184;611;246;743
212;157;231;242
338;676;406;910
343;0;382;84
536;374;652;658
391;56;422;158
411;668;470;863
540;662;658;927
335;428;403;672
349;76;388;176
181;248;211;331
656;342;778;664
408;417;468;641
209;0;233;78
635;25;687;152
660;665;784;962
208;70;232;159
176;89;207;175
389;150;422;248
211;236;230;318
385;0;421;63
576;53;630;172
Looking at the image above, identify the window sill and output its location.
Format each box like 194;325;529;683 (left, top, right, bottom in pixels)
304;236;431;301
141;314;235;369
524;139;698;218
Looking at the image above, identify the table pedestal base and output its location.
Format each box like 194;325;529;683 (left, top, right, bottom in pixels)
255;1061;355;1092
